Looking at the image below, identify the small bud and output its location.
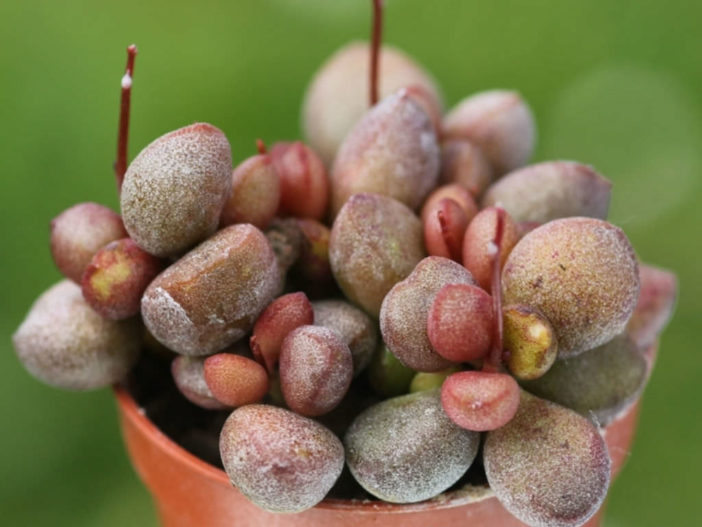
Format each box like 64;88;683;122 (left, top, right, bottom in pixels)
423;198;470;262
427;283;494;363
502;304;558;380
441;371;520;431
420;183;478;223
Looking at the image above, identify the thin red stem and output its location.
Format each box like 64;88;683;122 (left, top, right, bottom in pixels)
369;0;383;106
256;139;267;155
114;44;137;193
485;208;506;373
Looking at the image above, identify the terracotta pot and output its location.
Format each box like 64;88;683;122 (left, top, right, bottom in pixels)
114;384;641;527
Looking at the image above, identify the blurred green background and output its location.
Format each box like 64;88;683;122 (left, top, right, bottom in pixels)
1;0;699;525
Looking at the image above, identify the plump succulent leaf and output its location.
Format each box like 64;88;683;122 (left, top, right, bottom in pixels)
522;335;647;426
482;161;611;223
330;193;425;318
345;389;479;503
484;391;610;527
502;217;640;357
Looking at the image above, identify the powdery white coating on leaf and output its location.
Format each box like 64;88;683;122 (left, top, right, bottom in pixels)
143;286;204;353
171;356;227;410
312;299;377;376
502;217;640;357
141;224;280;356
121;123;232;257
302;41;443;165
329;193;425;318
443;90;536;175
331;91;440;216
12;280;140;390
522;335;647;426
279;325;353;416
344;389;479;503
50;202;127;283
219;404;344;513
380;257;475;372
484;391;611;527
482;161;612;223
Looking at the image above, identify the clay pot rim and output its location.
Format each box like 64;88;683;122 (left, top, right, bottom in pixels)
113;384;495;513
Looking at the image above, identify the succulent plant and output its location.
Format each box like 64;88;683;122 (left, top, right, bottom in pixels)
12;5;678;527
